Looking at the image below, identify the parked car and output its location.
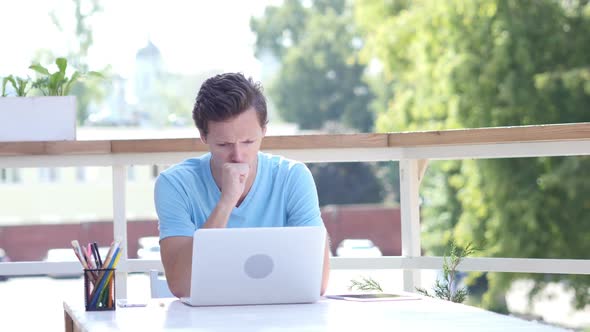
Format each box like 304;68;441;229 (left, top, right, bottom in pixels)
0;248;10;281
336;239;382;257
137;236;161;260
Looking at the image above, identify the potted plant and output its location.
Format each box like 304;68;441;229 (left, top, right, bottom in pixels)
0;57;101;142
2;75;30;97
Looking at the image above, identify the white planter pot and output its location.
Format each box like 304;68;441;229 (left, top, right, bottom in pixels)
0;96;76;142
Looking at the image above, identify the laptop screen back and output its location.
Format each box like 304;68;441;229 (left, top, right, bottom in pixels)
184;226;326;306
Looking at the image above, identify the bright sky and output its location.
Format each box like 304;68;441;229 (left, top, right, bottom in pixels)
0;0;281;79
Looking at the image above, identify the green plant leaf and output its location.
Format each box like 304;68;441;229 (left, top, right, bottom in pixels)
349;276;383;292
48;74;60;96
87;71;104;78
63;71;81;96
415;287;432;298
416;241;477;303
13;76;30;96
32;77;49;96
1;77;8;96
56;57;68;74
6;75;16;90
28;58;104;97
29;64;50;76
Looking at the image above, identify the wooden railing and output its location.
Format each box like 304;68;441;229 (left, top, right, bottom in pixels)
1;122;589;298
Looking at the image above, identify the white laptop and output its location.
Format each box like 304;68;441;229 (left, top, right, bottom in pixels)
180;226;326;306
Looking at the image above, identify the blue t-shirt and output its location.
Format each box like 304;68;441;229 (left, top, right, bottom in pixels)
155;152;324;239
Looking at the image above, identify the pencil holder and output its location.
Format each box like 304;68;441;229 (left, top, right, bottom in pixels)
84;268;116;311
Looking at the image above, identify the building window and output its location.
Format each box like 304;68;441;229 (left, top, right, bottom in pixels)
76;167;86;182
127;166;136;181
1;168;21;184
39;168;59;182
10;169;20;183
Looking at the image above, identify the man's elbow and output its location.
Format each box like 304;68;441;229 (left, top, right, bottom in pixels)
168;279;190;298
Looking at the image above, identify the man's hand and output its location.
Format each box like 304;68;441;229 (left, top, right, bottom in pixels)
219;163;250;206
201;163;249;229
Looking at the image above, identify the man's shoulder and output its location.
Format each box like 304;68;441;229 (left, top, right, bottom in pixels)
258;152;311;184
159;154;210;180
259;152;306;173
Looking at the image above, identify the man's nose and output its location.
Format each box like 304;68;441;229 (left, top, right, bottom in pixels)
230;144;244;163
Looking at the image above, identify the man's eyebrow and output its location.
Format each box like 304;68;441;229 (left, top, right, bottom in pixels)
215;137;257;144
212;139;230;144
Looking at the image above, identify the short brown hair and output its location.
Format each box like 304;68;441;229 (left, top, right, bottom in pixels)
192;72;268;135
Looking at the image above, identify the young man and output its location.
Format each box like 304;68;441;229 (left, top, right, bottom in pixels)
154;72;330;297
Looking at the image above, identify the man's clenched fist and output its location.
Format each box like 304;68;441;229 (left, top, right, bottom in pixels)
219;163;250;206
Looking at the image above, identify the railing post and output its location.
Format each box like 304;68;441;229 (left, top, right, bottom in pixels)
112;165;127;298
399;159;422;292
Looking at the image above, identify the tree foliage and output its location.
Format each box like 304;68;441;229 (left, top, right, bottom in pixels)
251;0;374;132
50;0;109;124
309;162;385;206
356;0;590;309
252;0;389;207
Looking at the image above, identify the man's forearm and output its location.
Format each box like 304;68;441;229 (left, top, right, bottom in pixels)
161;236;193;298
321;237;330;295
163;200;235;297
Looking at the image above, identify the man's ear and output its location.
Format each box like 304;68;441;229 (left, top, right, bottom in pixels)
199;130;207;144
262;126;267;137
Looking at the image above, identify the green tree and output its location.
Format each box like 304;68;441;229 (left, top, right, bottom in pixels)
251;0;374;132
309;162;385;206
49;0;109;124
252;0;391;207
357;0;590;310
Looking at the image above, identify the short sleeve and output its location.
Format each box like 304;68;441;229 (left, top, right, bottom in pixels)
285;163;324;227
154;174;195;240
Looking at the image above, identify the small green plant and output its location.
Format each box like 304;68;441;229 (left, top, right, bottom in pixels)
4;75;31;97
416;241;477;303
1;77;8;97
30;58;79;96
349;276;383;292
348;241;478;302
29;57;102;96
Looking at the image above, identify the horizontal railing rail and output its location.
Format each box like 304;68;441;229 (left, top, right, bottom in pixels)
3;256;589;276
0;122;589;296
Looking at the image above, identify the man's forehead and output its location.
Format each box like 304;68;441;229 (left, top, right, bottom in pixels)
207;126;262;141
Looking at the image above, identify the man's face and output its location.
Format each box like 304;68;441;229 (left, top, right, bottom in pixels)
201;107;266;173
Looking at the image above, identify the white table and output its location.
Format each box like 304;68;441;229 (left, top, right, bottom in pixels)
63;297;568;332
